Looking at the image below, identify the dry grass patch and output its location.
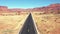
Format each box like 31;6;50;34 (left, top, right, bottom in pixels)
32;13;60;34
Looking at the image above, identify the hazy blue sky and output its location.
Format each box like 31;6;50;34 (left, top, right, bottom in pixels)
0;0;60;9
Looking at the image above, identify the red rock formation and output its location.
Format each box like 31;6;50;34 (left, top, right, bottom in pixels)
47;3;60;14
0;6;8;12
0;3;60;14
32;3;60;14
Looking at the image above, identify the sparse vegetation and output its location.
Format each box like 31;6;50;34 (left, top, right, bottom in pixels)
0;13;29;34
32;12;60;34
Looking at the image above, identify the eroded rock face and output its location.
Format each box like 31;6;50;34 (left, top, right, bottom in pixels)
0;3;60;13
0;6;8;12
32;3;60;14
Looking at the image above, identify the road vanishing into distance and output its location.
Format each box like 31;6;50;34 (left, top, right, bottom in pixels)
19;13;37;34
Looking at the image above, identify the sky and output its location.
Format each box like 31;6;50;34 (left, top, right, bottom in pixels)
0;0;60;9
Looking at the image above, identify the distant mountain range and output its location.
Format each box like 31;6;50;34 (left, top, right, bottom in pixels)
0;3;60;14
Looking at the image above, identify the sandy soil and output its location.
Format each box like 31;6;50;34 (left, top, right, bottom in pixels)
32;12;60;34
0;13;29;34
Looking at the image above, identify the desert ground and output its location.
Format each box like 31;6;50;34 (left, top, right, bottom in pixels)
32;12;60;34
0;12;29;34
0;12;60;34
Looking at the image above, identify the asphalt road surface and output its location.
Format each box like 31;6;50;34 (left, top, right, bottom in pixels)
19;13;37;34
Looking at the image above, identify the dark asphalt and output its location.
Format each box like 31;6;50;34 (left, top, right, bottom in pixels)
19;13;37;34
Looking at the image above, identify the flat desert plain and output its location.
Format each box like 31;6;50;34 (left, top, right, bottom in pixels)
32;12;60;34
0;13;29;34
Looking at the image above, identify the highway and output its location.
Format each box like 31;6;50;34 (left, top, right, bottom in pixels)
19;13;37;34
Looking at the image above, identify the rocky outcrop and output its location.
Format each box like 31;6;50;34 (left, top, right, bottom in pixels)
0;6;8;12
0;3;60;14
32;3;60;14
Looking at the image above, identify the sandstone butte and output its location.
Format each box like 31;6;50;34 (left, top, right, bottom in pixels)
0;3;60;14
